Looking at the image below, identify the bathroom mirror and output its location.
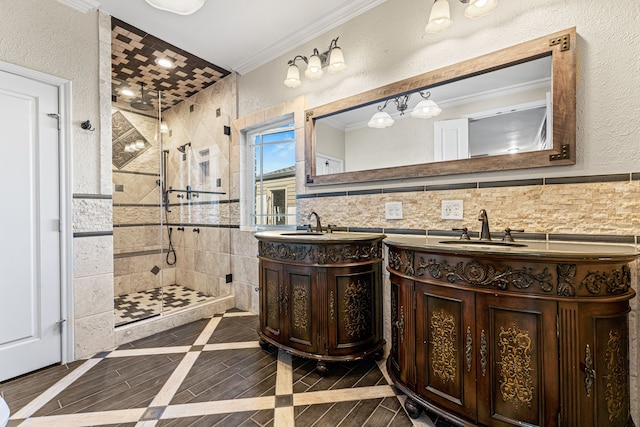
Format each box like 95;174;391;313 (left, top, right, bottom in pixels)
304;27;576;185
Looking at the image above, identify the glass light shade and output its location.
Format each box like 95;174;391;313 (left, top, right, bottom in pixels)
304;54;324;80
425;0;452;33
367;111;395;128
464;0;497;19
160;121;169;134
121;88;135;97
155;57;174;68
327;47;347;74
410;99;442;118
145;0;205;15
135;139;145;150
283;64;302;88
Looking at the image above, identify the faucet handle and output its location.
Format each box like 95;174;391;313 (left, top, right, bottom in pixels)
502;228;524;242
452;227;471;240
327;224;337;233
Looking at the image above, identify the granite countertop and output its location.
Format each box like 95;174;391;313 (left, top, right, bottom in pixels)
254;230;386;243
384;235;638;260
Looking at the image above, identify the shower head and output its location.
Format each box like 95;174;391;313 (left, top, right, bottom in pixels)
130;82;155;111
177;142;191;153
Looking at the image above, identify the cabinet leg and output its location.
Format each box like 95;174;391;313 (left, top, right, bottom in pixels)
258;338;270;350
316;360;330;375
404;398;422;419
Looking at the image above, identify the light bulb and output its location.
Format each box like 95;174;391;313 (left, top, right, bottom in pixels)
425;0;452;33
367;111;395;128
465;0;497;19
327;47;347;74
305;54;324;80
284;64;302;88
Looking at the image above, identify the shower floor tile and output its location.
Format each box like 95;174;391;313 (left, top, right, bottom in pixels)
114;285;212;326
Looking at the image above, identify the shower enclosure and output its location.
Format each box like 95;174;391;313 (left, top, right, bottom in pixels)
111;78;233;327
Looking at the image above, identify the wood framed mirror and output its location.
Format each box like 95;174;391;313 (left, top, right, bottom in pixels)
304;27;576;186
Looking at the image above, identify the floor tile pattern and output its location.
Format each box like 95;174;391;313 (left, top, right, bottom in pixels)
1;309;445;426
115;285;211;326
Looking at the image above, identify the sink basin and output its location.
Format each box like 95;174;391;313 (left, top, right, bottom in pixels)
280;232;325;236
439;240;527;248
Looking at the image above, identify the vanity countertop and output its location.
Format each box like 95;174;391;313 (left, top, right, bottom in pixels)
384;235;638;260
254;230;386;243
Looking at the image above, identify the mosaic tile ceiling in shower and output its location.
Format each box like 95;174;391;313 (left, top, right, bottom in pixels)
111;17;231;112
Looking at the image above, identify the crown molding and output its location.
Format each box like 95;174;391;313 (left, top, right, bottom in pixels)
56;0;101;13
232;0;386;75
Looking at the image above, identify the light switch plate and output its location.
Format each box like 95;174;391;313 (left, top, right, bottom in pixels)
385;202;403;220
442;200;463;220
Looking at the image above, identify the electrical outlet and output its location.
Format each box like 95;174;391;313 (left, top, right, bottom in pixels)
385;202;403;220
442;200;463;220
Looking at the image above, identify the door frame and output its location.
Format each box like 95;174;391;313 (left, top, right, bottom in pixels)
0;60;74;364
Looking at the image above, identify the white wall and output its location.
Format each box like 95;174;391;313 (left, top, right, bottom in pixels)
238;0;640;186
0;0;115;359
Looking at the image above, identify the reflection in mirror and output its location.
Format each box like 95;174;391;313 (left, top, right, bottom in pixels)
315;57;551;173
305;28;576;185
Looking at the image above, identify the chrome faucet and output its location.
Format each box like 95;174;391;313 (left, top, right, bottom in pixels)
478;209;491;241
307;211;323;233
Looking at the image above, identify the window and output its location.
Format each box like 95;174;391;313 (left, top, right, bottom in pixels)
247;118;296;226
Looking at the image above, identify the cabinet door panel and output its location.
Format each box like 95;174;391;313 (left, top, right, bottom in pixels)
327;264;382;355
477;295;558;427
260;260;283;341
390;275;414;386
577;302;631;427
284;265;317;353
415;283;477;421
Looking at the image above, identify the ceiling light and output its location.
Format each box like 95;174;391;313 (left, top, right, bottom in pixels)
121;88;135;97
155;57;174;68
284;37;346;88
426;0;497;34
145;0;206;15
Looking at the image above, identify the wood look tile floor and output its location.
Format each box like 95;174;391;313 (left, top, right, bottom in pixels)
0;309;447;427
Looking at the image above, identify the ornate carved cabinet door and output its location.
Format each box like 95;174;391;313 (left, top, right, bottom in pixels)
415;282;477;422
260;260;284;343
575;300;632;427
390;275;414;386
327;264;382;356
476;294;558;427
283;264;318;354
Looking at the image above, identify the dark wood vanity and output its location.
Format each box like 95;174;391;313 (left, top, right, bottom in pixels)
255;231;386;373
385;237;636;427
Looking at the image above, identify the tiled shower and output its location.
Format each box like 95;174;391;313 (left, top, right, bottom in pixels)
112;79;235;326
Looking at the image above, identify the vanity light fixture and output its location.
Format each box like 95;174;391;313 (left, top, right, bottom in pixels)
145;0;206;15
425;0;497;34
368;92;441;128
283;37;346;88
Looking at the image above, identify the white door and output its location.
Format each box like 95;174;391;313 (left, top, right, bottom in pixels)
0;70;62;381
434;118;469;161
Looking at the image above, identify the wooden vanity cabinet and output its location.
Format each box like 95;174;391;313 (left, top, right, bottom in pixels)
256;233;386;372
386;242;636;427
